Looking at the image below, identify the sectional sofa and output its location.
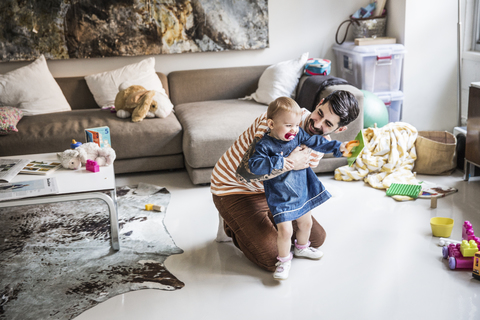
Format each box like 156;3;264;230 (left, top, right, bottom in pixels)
0;65;363;185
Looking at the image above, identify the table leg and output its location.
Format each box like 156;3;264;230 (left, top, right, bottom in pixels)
0;192;120;250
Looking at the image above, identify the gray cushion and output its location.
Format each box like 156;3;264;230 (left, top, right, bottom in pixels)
175;99;267;168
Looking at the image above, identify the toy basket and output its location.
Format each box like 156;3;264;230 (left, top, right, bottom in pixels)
414;131;457;175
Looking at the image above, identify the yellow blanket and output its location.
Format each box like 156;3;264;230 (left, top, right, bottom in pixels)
334;122;418;200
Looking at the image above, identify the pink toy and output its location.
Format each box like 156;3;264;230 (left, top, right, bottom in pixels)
443;243;474;270
285;132;296;140
86;160;99;172
441;221;480;270
462;221;480;244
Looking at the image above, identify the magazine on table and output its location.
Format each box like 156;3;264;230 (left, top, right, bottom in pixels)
20;160;63;175
0;159;31;183
0;177;59;201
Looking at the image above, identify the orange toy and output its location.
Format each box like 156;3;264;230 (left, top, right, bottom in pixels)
342;140;360;157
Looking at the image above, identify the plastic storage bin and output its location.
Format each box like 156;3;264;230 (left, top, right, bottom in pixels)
333;42;405;92
375;91;404;122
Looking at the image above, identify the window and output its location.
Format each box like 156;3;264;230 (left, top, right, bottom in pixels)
473;0;480;51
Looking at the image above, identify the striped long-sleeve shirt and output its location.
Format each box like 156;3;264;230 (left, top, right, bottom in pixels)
210;108;324;196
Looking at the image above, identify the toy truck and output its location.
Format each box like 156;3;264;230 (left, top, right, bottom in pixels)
441;221;480;270
473;252;480;280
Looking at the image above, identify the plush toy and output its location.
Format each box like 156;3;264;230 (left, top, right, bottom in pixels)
114;82;173;122
57;142;116;170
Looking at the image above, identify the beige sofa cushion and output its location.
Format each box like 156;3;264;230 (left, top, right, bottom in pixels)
175;99;267;168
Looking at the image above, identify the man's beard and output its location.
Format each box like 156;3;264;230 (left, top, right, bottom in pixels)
308;119;323;135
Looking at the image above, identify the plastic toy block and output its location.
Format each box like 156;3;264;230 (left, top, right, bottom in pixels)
152;205;164;212
463;221;475;241
145;204;154;211
461;240;479;257
443;243;474;270
438;237;462;247
86;160;99;172
386;183;422;199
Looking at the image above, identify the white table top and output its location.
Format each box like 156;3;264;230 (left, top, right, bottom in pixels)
2;153;116;194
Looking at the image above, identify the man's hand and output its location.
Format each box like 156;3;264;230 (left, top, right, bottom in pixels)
286;145;311;170
283;157;295;171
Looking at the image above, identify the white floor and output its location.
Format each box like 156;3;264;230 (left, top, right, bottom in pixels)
74;169;480;320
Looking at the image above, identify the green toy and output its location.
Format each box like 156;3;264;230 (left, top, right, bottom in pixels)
386;183;422;199
344;130;365;167
361;90;389;129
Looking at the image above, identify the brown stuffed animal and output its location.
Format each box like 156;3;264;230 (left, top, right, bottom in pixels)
114;85;158;122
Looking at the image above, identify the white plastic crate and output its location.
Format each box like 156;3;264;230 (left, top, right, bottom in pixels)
333;42;405;93
375;91;404;122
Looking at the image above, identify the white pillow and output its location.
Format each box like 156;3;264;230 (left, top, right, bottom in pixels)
245;52;309;105
0;55;71;116
85;57;166;108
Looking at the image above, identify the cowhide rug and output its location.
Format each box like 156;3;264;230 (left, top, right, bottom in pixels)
0;183;184;320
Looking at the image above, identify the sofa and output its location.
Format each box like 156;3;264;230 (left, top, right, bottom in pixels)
0;65;363;185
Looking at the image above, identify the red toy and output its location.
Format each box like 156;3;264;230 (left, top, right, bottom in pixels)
86;160;99;172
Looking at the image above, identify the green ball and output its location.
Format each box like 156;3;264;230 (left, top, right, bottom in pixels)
361;90;389;129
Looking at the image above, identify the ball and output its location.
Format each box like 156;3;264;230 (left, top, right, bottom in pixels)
361;90;389;129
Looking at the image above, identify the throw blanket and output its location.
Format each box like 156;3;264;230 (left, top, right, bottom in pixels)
296;76;349;111
334;122;418;199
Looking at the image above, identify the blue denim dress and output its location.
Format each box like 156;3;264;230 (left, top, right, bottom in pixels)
249;128;342;225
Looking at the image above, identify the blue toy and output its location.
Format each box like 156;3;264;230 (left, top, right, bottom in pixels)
70;139;83;149
304;58;331;76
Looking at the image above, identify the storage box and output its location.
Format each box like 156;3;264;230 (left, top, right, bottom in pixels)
333;42;405;92
375;91;404;122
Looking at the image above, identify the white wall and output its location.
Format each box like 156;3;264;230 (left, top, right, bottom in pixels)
0;0;366;77
402;0;459;131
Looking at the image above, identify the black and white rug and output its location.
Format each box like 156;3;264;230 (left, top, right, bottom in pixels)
0;183;184;320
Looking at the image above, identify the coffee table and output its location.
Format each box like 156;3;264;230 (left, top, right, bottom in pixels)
0;153;120;250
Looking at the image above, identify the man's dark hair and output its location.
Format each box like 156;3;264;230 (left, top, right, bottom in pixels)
321;90;359;127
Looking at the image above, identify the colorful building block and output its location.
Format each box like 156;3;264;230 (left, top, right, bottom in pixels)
443;243;474;270
461;240;479;257
86;160;99;172
463;221;475;240
145;204;154;211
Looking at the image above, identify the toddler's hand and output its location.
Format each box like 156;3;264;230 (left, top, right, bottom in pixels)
283;157;295;171
340;142;347;155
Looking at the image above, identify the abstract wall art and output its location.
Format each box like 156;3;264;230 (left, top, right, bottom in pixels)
0;0;269;62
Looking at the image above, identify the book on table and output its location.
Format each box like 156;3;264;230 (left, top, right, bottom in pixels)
0;177;59;201
0;159;31;183
19;160;63;175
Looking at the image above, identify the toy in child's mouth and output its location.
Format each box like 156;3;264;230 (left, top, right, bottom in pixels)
285;132;296;140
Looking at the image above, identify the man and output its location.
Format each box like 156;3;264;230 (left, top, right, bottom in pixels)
210;90;359;272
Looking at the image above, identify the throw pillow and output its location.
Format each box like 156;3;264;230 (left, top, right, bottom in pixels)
245;52;309;105
0;107;24;135
0;55;71;116
85;57;166;108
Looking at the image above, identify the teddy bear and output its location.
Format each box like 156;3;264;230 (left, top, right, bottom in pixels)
57;142;116;170
114;82;173;122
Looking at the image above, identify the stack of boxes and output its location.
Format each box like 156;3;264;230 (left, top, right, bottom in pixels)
333;42;406;123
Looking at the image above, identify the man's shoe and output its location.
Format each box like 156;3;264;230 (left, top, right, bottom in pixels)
273;260;291;280
294;246;324;260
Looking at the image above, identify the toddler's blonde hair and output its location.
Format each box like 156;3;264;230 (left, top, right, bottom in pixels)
267;96;302;120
